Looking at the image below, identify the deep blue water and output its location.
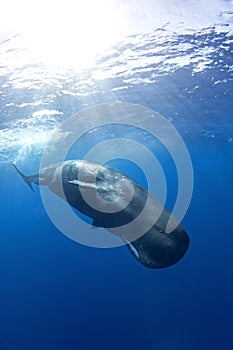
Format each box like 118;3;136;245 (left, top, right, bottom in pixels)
1;12;233;350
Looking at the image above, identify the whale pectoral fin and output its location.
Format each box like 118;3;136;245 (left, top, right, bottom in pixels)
68;179;96;190
68;180;81;185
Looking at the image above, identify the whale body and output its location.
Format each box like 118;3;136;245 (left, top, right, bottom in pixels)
13;160;190;269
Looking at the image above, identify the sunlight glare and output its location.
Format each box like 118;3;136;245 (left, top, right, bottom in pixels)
1;0;128;69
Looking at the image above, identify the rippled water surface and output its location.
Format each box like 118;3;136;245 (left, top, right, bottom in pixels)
1;22;233;164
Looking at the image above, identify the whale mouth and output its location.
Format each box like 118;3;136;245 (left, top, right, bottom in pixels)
13;159;190;268
125;225;190;269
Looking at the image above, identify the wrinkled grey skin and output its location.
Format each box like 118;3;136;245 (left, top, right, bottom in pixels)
13;160;190;268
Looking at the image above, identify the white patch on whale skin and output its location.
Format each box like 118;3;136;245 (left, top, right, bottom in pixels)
122;237;140;261
68;179;96;189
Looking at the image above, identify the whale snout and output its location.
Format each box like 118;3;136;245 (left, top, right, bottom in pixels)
127;225;190;269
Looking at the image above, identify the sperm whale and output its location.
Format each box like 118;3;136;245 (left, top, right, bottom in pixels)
13;160;190;268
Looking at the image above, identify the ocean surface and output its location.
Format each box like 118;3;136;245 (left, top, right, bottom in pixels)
0;2;233;349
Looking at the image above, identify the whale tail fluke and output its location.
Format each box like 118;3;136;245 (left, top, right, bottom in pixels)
13;164;35;192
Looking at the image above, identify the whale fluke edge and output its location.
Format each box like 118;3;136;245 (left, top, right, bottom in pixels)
13;164;35;192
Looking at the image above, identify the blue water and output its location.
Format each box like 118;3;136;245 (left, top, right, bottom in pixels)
1;11;233;350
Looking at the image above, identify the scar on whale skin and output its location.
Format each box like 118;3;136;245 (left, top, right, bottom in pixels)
13;160;190;269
